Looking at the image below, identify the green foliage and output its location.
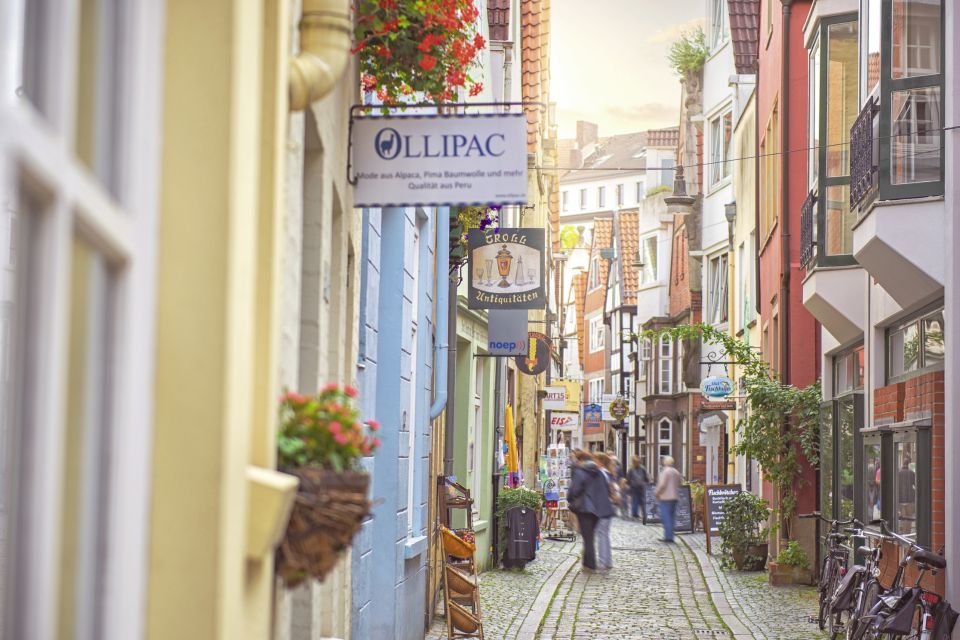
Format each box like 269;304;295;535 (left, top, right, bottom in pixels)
776;540;811;569
277;385;380;471
639;323;822;534
716;492;770;570
646;184;673;197
687;481;705;507
668;27;708;76
560;225;581;251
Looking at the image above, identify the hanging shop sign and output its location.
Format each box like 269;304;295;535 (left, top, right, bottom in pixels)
543;386;566;410
583;403;603;436
601;393;634;421
554;379;581;413
608;397;629;422
351;112;528;207
467;228;545;309
487;309;529;356
550;412;579;430
700;375;735;398
515;332;551;375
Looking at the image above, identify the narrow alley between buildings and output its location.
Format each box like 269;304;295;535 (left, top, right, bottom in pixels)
428;518;824;640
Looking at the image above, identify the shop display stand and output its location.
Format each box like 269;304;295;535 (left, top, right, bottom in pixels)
438;478;484;640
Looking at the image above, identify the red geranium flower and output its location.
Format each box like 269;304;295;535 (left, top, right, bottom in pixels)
419;54;438;71
473;33;485;50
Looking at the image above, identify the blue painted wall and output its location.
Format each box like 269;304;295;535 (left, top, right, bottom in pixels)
353;206;436;640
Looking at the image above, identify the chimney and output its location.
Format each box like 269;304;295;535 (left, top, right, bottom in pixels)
576;121;598;150
569;148;583;169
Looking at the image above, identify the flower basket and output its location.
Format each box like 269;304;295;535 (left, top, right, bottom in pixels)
276;467;372;586
732;543;769;572
441;526;477;559
445;564;477;595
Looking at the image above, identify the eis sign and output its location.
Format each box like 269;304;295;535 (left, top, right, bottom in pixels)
351;112;527;207
468;228;545;310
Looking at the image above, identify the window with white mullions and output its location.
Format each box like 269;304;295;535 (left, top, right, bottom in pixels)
709;0;727;49
589;315;605;353
639;235;658;285
658;418;673;463
658;336;673;395
707;253;728;325
709;111;733;186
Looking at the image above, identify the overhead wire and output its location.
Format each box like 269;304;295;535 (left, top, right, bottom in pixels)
535;124;960;173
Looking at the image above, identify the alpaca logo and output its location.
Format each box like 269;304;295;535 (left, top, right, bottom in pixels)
374;127;402;160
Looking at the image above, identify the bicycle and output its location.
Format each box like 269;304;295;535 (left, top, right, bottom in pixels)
801;512;857;639
855;519;957;639
831;524;889;640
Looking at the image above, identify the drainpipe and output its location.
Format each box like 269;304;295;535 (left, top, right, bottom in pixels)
754;60;762;319
779;0;793;386
430;206;450;420
288;0;352;111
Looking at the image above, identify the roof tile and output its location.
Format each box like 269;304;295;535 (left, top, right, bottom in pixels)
728;0;760;74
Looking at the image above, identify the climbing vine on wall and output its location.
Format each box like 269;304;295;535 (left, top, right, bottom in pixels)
638;323;821;534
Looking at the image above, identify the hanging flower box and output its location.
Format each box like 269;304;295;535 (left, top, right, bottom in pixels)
353;0;486;105
275;385;381;586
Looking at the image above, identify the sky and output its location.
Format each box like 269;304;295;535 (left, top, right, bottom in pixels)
552;0;704;139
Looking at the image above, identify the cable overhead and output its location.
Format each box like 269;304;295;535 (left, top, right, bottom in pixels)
538;124;960;172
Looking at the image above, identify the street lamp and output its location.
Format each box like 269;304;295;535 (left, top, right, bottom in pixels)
724;201;737;251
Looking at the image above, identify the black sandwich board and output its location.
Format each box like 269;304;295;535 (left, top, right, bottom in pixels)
642;485;694;533
704;484;742;554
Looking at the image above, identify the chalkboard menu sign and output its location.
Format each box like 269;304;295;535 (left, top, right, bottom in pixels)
704;484;742;553
642;485;694;533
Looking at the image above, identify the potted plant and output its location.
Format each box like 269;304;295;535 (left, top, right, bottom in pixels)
275;384;381;585
717;492;770;571
687;481;705;532
769;540;813;586
353;0;486;106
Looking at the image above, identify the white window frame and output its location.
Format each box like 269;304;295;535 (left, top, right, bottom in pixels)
587;255;601;290
635;181;643;202
639;234;658;285
562;190;569;212
709;109;733;186
707;252;729;326
709;0;728;49
616;183;624;206
579;188;587;209
1;2;165;638
658;336;673;395
597;186;606;209
658;418;673;462
588;378;604;403
640;338;652;380
589;315;605;353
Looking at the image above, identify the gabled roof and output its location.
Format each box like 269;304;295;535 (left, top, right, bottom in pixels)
591;217;614;291
728;0;760;74
573;272;587;367
488;0;510;41
617;210;640;305
561;132;647;181
645;127;680;149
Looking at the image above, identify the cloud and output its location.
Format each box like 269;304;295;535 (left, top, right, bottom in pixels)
647;17;705;44
558;102;679;137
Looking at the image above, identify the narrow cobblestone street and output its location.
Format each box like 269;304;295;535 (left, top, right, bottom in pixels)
429;518;826;640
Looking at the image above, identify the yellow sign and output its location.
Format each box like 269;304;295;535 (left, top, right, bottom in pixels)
555;379;581;413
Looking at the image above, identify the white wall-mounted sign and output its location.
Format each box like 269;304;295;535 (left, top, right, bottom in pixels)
351;113;528;207
487;309;528;356
544;386;566;410
550;412;580;430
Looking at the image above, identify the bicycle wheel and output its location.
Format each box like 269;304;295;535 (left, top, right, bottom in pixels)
850;581;884;640
820;558;835;632
827;571;844;639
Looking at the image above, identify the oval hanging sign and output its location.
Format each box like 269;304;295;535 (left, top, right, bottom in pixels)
609;397;629;421
700;376;735;398
515;332;551;376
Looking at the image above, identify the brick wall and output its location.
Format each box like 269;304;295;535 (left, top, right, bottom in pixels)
872;371;945;594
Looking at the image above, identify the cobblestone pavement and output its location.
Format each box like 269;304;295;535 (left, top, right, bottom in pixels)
428;517;827;640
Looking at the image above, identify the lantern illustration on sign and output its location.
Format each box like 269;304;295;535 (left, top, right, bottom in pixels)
496;244;513;288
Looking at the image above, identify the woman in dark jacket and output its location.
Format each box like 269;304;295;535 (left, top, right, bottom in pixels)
568;450;614;570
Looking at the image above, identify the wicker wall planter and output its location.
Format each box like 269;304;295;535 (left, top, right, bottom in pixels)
277;467;372;586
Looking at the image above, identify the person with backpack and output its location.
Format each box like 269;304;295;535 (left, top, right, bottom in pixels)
568;449;613;571
627;455;650;521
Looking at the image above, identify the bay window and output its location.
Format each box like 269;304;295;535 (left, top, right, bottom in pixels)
658;336;673;395
851;0;943;209
589;315;605;353
805;15;859;267
886;306;943;381
658;418;673;462
706;253;728;325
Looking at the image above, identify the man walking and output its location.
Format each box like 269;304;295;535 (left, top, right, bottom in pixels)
627;456;650;520
654;456;682;542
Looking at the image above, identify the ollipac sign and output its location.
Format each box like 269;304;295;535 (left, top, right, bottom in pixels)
351;113;528;207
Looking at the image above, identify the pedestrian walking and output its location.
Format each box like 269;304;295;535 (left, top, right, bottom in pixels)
594;453;617;570
627;456;650;521
568;449;613;571
654;456;682;542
